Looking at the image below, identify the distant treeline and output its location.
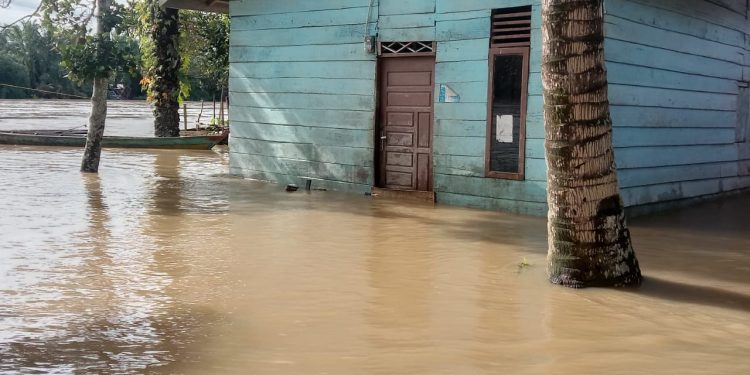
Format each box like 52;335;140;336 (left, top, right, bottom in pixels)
0;10;228;101
0;22;92;99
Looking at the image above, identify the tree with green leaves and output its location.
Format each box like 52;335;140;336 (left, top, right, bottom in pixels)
541;0;642;287
0;54;30;98
131;0;229;106
0;20;89;98
41;0;131;172
179;10;229;100
134;0;182;137
0;23;30;98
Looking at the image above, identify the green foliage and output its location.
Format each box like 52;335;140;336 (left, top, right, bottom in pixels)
133;1;228;102
180;10;229;98
40;0;130;83
0;21;91;98
59;32;131;83
517;257;532;272
0;54;31;98
134;0;181;106
208;117;229;129
1;0;228;101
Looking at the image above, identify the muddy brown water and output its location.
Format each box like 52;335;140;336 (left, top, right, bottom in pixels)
1;101;750;374
0;99;212;137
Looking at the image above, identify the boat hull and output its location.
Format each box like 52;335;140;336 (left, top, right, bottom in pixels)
0;131;228;150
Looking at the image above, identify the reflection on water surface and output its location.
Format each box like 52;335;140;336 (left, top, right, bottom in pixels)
0;144;748;374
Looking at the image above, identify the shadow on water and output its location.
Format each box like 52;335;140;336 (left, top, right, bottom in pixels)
627;194;750;286
343;192;750;315
631;193;750;236
632;276;750;313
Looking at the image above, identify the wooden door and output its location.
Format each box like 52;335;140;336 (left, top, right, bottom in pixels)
378;56;435;191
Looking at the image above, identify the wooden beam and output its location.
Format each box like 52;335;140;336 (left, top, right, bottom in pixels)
159;0;228;13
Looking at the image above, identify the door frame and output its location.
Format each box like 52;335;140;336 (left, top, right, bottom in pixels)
375;50;437;191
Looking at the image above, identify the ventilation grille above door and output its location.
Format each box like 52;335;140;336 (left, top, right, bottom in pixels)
491;6;532;48
380;41;435;56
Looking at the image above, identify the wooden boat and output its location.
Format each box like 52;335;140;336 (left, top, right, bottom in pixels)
180;127;229;145
0;129;229;150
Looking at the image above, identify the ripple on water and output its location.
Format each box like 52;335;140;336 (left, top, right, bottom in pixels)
0;144;229;373
1;123;750;374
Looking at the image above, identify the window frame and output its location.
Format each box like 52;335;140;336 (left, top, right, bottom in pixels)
485;46;530;180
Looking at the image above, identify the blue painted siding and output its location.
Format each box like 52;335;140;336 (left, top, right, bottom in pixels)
604;0;750;207
431;0;547;215
379;0;435;41
228;0;377;193
227;0;749;215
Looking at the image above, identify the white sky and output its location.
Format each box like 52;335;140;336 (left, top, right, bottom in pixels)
0;0;42;25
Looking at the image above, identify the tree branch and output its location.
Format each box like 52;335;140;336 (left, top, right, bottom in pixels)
0;2;44;31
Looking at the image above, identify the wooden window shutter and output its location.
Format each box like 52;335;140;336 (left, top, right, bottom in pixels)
491;6;532;48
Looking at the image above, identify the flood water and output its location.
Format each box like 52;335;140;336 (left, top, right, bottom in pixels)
1;101;750;374
0;99;212;136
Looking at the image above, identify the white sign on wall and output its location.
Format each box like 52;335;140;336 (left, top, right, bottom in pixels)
496;115;514;143
438;84;460;103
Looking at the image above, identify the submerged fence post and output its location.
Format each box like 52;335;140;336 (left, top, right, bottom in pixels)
219;89;225;127
197;100;204;126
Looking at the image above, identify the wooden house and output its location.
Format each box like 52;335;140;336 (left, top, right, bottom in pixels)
164;0;750;216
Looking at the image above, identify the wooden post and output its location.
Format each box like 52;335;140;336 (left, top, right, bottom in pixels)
219;89;225;127
197;100;204;126
213;96;216;122
183;103;188;131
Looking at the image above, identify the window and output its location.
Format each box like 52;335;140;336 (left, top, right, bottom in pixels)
486;7;531;180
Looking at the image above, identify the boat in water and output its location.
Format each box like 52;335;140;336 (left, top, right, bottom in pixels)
0;129;229;150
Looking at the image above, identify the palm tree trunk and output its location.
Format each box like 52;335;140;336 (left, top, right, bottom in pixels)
541;0;642;287
151;4;181;138
80;0;111;173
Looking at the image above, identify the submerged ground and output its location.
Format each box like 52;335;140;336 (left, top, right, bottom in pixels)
0;101;749;374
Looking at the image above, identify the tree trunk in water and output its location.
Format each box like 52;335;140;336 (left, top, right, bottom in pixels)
541;0;642;287
80;0;111;173
151;5;180;137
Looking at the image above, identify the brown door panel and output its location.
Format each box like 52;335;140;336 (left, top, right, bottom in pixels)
378;56;435;192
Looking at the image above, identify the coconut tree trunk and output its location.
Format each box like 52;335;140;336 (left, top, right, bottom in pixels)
541;0;642;287
151;4;180;137
80;0;111;173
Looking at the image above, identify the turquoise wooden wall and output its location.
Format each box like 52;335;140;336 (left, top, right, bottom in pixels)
228;0;378;194
228;0;750;215
429;0;546;215
227;0;548;215
604;0;750;208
